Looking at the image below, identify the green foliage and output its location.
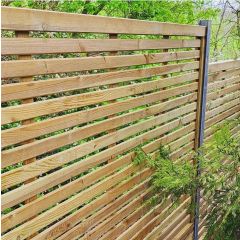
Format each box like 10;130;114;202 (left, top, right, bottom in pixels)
152;146;195;200
2;0;238;60
133;118;240;239
199;119;240;240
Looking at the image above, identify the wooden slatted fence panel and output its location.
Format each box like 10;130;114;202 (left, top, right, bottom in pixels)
196;59;240;240
1;6;209;240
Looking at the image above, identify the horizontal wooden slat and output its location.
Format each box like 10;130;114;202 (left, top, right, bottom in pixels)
208;68;240;83
116;200;172;240
2;99;196;171
2;103;196;192
206;98;240;120
1;7;206;36
1;51;199;79
205;105;240;130
2;38;201;55
164;219;192;240
204;113;240;141
2;100;196;188
36;177;152;240
206;91;240;111
2;92;198;151
208;76;240;91
2;65;199;102
2;91;197;148
145;198;190;240
55;180;152;240
81;189;155;240
1;153;135;233
156;210;188;240
28;122;195;239
207;83;240;102
2;112;196;210
130;207;185;240
50;138;195;240
2;78;198;125
209;59;240;73
2;76;195;152
2;122;195;236
99;194;161;240
2;167;150;235
2;166;151;240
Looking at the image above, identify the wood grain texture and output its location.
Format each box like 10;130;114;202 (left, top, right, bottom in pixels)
2;91;197;168
1;6;240;240
2;38;201;55
1;108;196;207
48;179;152;240
2;78;198;125
2;111;196;211
1;51;199;78
2;64;199;102
2;73;198;147
2;91;197;148
2;7;205;36
209;59;240;73
2;165;150;240
2;102;196;189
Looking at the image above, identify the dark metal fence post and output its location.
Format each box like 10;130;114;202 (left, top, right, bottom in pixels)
193;20;211;240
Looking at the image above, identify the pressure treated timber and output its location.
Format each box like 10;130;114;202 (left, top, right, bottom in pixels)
3;174;151;235
206;91;240;111
205;105;240;130
205;98;240;120
145;198;191;240
55;179;152;240
116;200;172;240
207;83;240;102
96;138;194;239
208;68;240;83
1;7;206;36
165;218;192;240
2;130;195;235
2;127;195;238
1;52;199;79
1;38;201;55
2;67;199;102
2;82;197;161
2;166;151;240
2;91;197;148
2;100;197;171
2;101;197;189
208;59;240;73
80;189;155;240
1;79;198;125
2;111;197;210
208;76;240;91
99;196;167;240
156;210;189;240
1;6;240;240
128;204;179;240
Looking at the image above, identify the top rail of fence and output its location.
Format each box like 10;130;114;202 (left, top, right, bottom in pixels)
209;59;240;73
1;6;206;36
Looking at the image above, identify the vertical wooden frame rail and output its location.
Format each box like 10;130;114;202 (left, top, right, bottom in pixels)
15;30;38;240
15;31;37;201
108;33;118;160
193;20;211;240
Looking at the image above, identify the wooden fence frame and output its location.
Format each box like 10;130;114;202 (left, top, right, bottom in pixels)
1;6;239;240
